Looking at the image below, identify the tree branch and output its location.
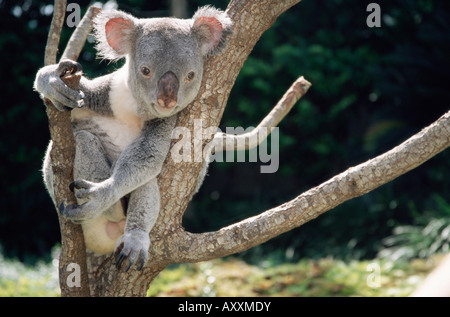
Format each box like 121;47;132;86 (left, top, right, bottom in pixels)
38;0;304;297
157;0;303;229
170;110;450;263
212;76;311;152
41;0;448;297
44;0;67;66
44;1;100;297
61;6;102;61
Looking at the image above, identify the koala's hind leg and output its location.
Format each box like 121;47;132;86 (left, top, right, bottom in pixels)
115;178;160;271
72;130;112;186
73;130;126;254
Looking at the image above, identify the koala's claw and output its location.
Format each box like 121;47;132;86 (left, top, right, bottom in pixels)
70;179;96;200
58;200;84;224
59;200;81;217
34;59;85;111
114;232;149;272
58;200;68;216
115;252;127;271
115;244;146;272
58;59;83;78
59;199;76;216
115;251;146;272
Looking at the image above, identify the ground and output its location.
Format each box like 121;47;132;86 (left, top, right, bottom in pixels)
0;251;443;297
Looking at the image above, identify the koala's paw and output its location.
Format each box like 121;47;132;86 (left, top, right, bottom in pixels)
58;201;86;224
34;59;85;111
59;179;118;222
114;231;150;272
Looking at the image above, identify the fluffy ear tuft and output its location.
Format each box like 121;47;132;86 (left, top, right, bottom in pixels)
94;10;137;61
192;6;233;56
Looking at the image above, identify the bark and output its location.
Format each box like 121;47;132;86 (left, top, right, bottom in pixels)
83;0;304;296
168;110;450;263
46;72;90;297
44;2;100;297
61;6;102;61
44;0;66;66
42;0;450;297
212;76;311;152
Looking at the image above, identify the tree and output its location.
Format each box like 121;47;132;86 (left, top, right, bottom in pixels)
42;0;450;297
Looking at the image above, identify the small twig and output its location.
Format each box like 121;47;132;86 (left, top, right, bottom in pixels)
62;6;102;61
44;0;67;66
212;76;311;152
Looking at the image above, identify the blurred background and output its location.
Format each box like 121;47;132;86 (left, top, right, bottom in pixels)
0;0;449;269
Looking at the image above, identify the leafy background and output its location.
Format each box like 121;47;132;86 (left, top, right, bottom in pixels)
0;0;449;270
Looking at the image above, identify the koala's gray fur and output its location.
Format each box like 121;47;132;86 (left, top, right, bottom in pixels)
34;6;232;271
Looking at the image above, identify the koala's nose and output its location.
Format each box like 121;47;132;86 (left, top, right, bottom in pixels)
157;71;179;109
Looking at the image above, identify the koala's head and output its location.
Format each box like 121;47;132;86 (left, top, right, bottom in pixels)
94;6;233;119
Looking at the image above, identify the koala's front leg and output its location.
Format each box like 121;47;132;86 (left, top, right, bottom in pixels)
115;178;160;271
62;117;176;223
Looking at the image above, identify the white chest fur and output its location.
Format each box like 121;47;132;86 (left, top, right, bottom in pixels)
106;68;143;151
109;67;143;132
71;67;143;159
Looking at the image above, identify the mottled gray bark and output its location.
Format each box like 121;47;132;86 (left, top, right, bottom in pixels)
42;0;449;297
44;0;94;297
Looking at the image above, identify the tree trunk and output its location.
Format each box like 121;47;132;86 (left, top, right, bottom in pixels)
42;0;450;297
43;0;91;297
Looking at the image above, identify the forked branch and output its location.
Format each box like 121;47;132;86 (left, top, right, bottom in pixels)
41;0;450;297
44;0;305;297
170;110;450;263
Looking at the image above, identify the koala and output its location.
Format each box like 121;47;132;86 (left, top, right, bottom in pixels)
34;6;233;271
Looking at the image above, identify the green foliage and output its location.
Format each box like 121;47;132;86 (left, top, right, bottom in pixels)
379;196;450;260
0;248;443;297
0;0;449;264
148;256;443;297
0;252;59;296
186;0;450;263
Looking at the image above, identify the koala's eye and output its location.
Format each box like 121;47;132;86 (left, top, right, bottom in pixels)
185;71;195;82
140;66;151;77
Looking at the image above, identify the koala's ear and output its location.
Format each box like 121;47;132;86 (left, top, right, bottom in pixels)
192;6;233;56
94;10;136;60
